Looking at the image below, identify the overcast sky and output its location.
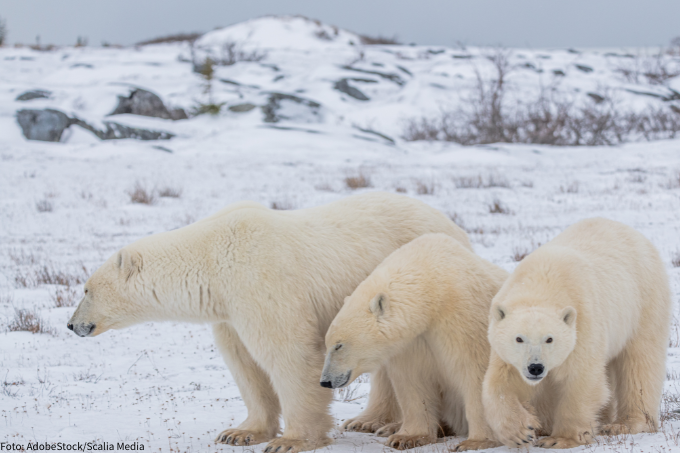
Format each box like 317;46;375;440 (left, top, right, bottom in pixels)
2;0;680;49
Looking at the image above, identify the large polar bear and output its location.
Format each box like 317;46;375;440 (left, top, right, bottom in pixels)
484;218;672;449
67;192;471;453
321;233;508;451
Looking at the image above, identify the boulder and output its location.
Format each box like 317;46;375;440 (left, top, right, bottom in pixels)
15;90;52;101
333;79;369;101
110;88;187;120
261;92;322;123
16;109;73;141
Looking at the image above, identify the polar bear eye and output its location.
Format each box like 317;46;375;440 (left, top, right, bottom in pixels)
546;337;553;343
516;337;523;343
335;344;343;351
84;289;88;294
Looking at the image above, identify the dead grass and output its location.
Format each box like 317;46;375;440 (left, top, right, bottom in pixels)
217;41;267;66
36;199;53;212
664;172;680;189
52;286;79;308
127;181;156;205
15;263;88;289
158;186;182;198
560;181;580;193
270;201;295;210
136;32;202;46
488;198;513;215
453;173;510;189
613;51;680;85
359;35;401;45
345;172;372;190
512;241;542;262
415;179;436;195
8;308;56;335
671;250;680;268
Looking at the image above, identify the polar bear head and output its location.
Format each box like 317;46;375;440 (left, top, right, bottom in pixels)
68;248;147;337
321;272;428;389
488;304;577;385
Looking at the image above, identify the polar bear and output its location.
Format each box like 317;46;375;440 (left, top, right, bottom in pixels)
67;192;471;453
483;218;672;449
321;233;508;451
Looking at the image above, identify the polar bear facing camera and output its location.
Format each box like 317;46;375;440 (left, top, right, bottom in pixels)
484;218;672;449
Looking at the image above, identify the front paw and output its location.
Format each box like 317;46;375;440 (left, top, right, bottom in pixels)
450;439;502;451
494;410;540;448
536;436;587;449
386;434;434;450
376;422;402;437
263;436;332;453
343;418;386;433
215;429;273;446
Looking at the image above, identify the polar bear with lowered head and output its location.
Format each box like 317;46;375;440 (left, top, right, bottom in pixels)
484;218;671;449
67;192;471;453
322;233;508;451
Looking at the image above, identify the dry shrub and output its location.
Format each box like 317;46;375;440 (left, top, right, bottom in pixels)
52;287;79;308
415;179;435;195
453;173;510;189
271;201;295;210
127;181;156;205
36;199;53;212
359;35;400;45
217;41;267;66
560;181;580;193
395;187;407;193
15;263;87;288
136;32;202;46
512;241;542;262
663;172;680;189
158;186;182;198
613;52;680;85
488;198;513;215
672;250;680;268
345;172;372;190
8;308;55;335
403;48;680;146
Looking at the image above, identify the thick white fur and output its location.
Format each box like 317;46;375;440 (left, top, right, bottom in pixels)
322;234;508;451
68;192;470;453
484;218;672;449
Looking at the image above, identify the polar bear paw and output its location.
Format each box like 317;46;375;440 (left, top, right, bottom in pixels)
375;422;402;437
263;436;332;453
343;417;389;433
536;436;587;449
494;409;540;448
215;429;274;446
386;434;435;450
450;439;502;451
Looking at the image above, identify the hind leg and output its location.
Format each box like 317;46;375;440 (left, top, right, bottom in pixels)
343;366;400;433
600;332;667;435
213;323;281;446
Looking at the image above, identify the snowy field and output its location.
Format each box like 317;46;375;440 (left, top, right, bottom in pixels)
1;15;680;453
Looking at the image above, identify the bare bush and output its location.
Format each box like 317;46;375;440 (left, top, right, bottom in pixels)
415;179;435;195
359;35;400;45
453;173;510;189
345;172;372;190
0;16;6;47
136;32;202;46
488;198;512;215
8;308;55;335
36;199;53;212
672;250;680;268
613;52;680;85
127;181;156;205
270;201;295;210
216;42;267;66
52;287;79;308
158;186;182;198
403;49;680;146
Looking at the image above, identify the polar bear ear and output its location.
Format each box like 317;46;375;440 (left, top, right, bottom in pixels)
369;293;389;317
492;306;506;322
561;306;577;327
117;249;139;281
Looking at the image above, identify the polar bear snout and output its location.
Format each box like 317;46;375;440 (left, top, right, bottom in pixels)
527;363;544;378
319;370;351;389
68;322;96;337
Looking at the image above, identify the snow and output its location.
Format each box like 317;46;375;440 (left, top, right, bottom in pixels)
1;15;680;453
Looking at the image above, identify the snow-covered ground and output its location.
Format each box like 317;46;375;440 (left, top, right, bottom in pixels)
1;15;680;453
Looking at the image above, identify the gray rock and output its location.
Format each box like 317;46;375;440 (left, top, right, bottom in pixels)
340;65;406;86
261;92;322;123
587;92;606;104
228;103;257;113
16;109;73;142
15;90;52;101
110;88;187;120
333;79;369;101
553;69;566;76
16;108;174;142
575;64;594;73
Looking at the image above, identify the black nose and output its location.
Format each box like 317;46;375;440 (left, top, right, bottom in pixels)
320;381;333;388
67;323;74;331
528;363;544;376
